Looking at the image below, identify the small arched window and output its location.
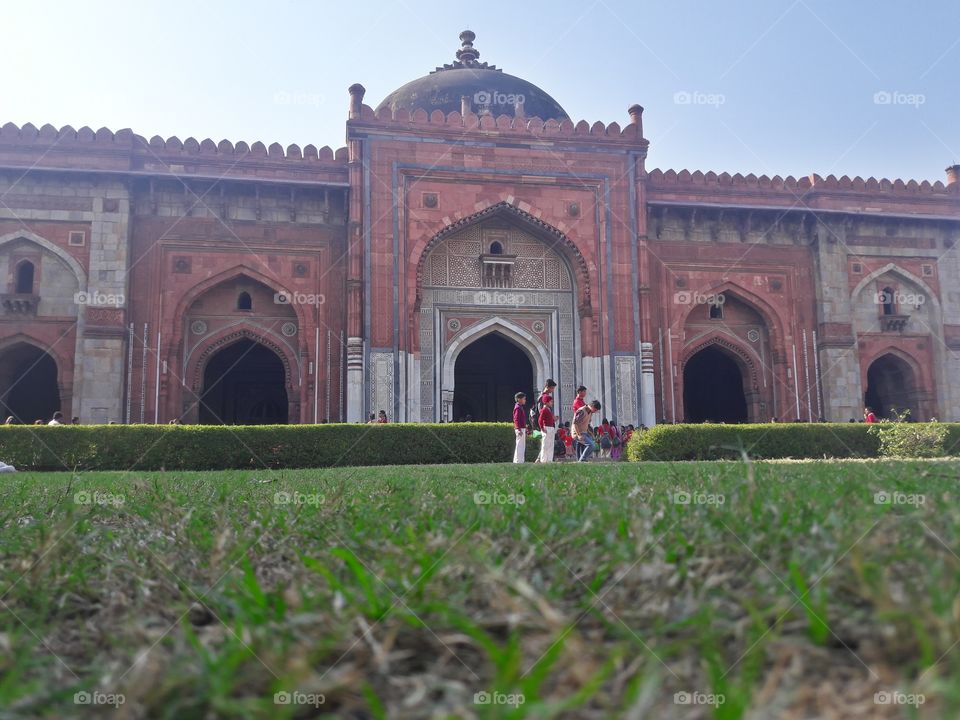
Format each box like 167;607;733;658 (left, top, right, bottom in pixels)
709;302;723;320
15;261;34;294
880;286;895;315
489;241;503;255
237;291;252;311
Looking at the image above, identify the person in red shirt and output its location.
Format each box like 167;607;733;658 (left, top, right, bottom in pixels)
537;394;557;463
529;378;557;430
512;392;528;463
555;423;567;459
571;385;587;415
597;418;614;458
571;385;587;458
864;406;877;423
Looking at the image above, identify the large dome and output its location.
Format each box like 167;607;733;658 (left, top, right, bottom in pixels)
375;31;569;121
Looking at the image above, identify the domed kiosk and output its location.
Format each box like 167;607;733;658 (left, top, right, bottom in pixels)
375;31;569;121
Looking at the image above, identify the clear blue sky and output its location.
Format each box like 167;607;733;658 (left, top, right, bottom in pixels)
4;0;958;182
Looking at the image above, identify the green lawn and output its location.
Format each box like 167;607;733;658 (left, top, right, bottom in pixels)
1;460;957;718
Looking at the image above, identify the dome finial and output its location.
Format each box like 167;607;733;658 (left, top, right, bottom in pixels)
456;30;480;65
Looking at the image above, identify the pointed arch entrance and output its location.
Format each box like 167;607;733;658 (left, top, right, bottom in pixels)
198;338;289;424
0;342;60;423
683;345;748;423
452;332;535;421
441;317;549;423
864;352;920;420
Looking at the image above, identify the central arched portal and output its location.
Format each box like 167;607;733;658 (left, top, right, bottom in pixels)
415;210;581;423
199;339;288;424
453;333;534;421
683;346;748;423
0;343;60;423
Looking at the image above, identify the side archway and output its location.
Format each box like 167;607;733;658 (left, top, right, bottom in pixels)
680;334;763;422
863;349;926;420
0;336;64;423
182;325;299;423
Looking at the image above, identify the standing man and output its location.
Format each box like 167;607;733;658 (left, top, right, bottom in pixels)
571;400;601;461
571;385;587;459
537;395;557;463
512;392;528;463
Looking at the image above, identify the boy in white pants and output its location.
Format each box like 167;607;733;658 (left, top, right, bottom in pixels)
537;394;557;463
512;392;528;463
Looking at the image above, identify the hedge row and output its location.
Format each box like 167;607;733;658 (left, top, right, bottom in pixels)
0;423;540;471
627;422;960;461
7;422;957;470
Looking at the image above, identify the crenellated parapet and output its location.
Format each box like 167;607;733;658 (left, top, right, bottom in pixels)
0;121;349;185
349;103;648;147
647;167;960;218
649;168;953;194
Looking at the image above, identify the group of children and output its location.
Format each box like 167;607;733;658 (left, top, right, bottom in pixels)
512;380;635;463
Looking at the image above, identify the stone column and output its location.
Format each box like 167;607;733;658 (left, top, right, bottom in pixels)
812;217;862;420
346;84;366;422
640;341;656;427
75;185;130;424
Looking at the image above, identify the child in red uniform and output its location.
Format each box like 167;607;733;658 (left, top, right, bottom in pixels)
571;385;587;415
571;385;587;459
537;395;557;463
512;392;528;463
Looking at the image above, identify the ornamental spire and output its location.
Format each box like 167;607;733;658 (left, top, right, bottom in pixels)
456;30;480;65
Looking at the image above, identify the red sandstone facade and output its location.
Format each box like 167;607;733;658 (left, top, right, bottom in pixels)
0;32;957;426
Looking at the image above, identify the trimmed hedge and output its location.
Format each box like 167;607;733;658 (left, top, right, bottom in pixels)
0;423;542;471
628;422;960;461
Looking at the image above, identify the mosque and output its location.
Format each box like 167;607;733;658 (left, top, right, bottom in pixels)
0;31;957;425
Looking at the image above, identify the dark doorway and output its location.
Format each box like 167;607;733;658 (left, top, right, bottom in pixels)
865;354;917;420
453;333;534;422
199;339;288;424
0;343;60;423
683;346;748;423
